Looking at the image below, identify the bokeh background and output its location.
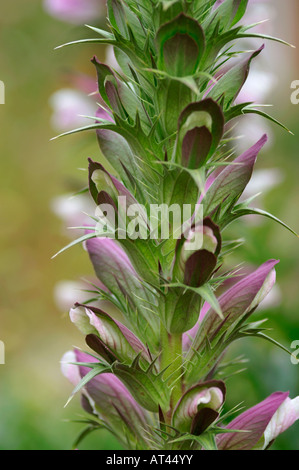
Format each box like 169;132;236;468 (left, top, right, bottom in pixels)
0;0;299;450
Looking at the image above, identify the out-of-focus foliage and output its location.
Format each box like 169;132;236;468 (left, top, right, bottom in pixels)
0;0;118;450
0;0;298;450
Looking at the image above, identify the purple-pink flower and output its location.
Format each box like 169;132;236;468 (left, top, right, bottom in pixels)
44;0;105;24
217;392;299;450
49;88;98;132
61;349;151;444
183;258;278;351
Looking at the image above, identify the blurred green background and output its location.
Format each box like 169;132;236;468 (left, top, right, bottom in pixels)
0;0;298;450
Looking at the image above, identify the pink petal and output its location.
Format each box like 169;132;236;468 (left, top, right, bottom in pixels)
217;392;289;450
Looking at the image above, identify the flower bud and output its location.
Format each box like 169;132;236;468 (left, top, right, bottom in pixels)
172;380;226;435
173;217;221;288
70;304;151;365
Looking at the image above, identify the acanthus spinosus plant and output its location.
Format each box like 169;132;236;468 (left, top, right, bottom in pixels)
54;0;299;450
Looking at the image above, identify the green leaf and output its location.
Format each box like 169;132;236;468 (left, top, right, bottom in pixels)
163;167;199;209
51;232;99;259
195;284;224;320
65;364;110;407
145;68;201;94
236;32;296;49
163;281;223;331
120;238;160;287
193;432;218;450
231;207;299;237
243;332;295;360
209;0;248;33
54;38;115;50
158;78;193;135
107;0;130;39
50;122;113;141
95;129;144;199
112;359;171;412
160;167;199;242
208;46;264;109
224;101;253;122
169;431;218;450
122;1;148;49
72;424;102;450
85;25;115;40
242;107;293;134
163;288;202;334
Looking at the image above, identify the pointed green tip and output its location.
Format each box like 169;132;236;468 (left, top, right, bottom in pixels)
291;352;299;364
64;395;74;408
216;309;224;321
51;246;65;258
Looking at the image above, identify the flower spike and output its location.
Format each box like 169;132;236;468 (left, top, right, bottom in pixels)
55;0;298;451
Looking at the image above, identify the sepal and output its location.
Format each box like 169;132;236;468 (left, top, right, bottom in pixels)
155;13;205;78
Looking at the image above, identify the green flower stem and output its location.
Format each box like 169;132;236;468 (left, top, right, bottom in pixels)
160;322;182;419
169;332;183;407
160;322;171;373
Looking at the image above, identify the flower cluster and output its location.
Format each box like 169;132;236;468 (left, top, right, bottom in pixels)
55;0;298;450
